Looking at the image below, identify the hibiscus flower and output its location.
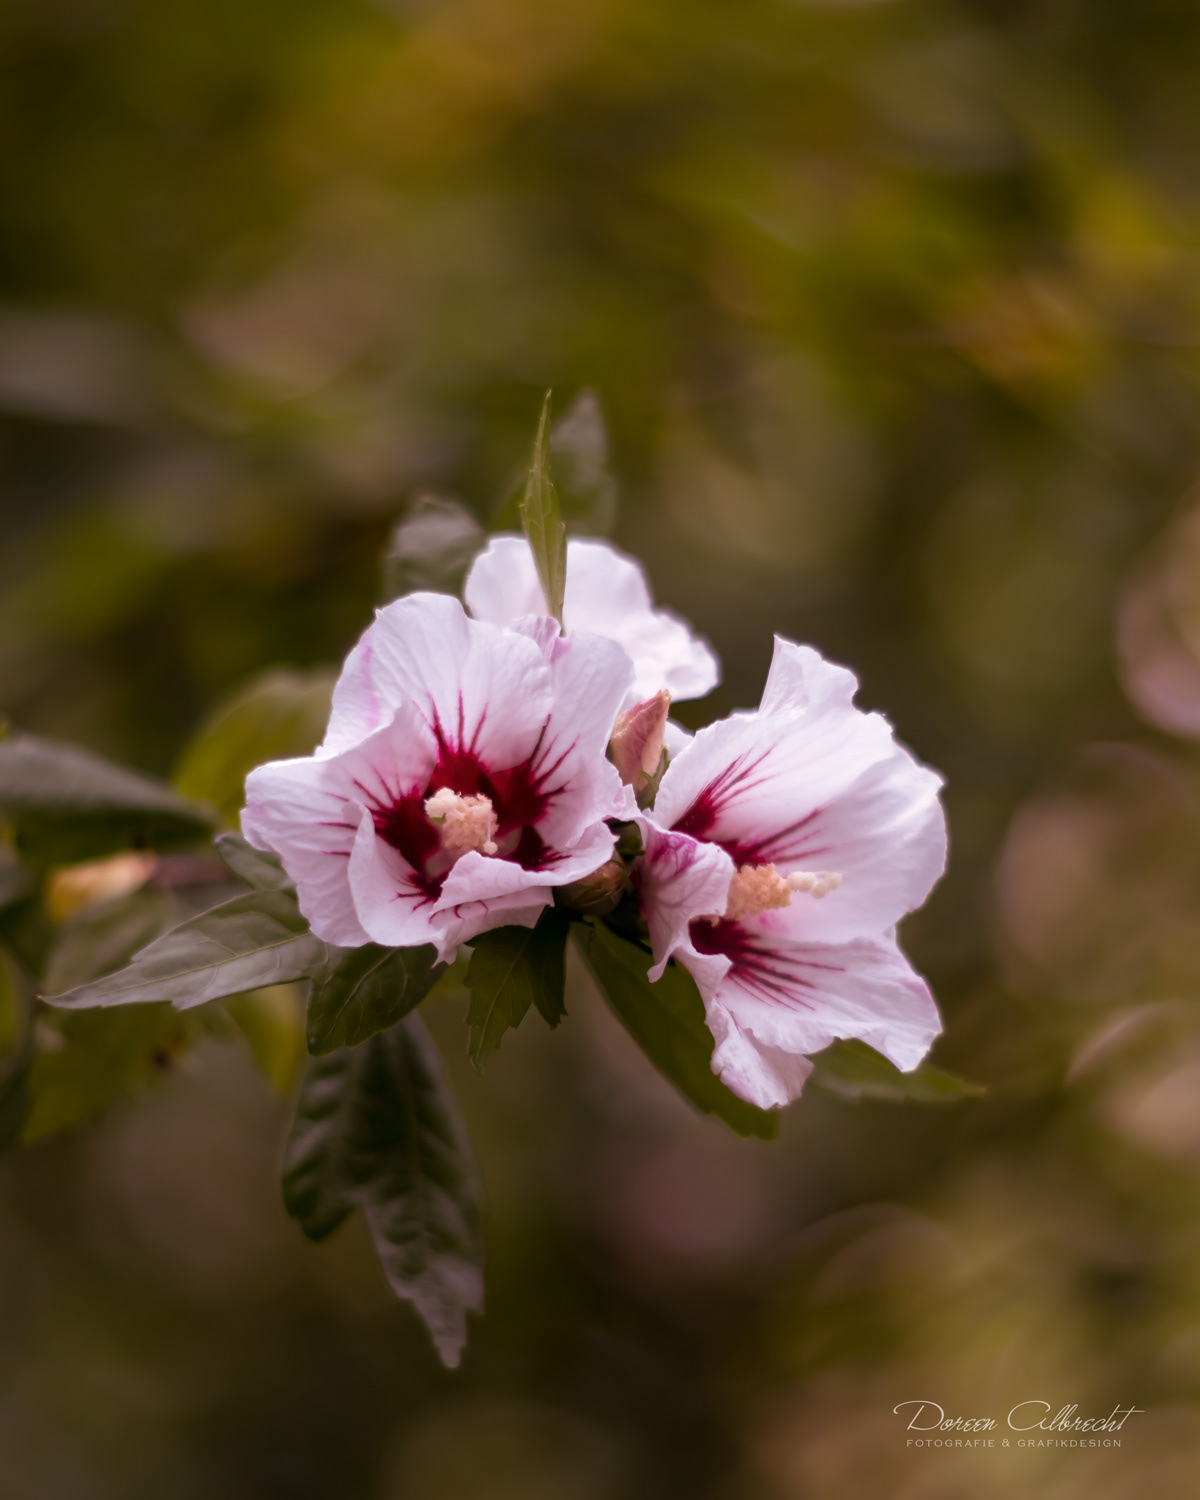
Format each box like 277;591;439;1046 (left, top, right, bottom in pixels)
242;594;633;963
464;535;719;704
632;637;947;1109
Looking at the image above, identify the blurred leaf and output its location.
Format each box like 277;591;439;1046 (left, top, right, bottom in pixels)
43;884;180;996
44;888;325;1010
382;494;484;602
22;1004;192;1143
0;946;21;1063
465;907;569;1071
577;921;778;1140
807;1039;985;1105
283;1014;484;1368
215;831;294;892
0;848;34;915
24;883;191;1142
0;732;217;865
174;670;336;829
307;941;444;1056
550;388;617;536
227;983;306;1094
518;391;566;624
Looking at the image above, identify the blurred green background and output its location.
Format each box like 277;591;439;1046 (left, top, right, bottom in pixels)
6;0;1200;1494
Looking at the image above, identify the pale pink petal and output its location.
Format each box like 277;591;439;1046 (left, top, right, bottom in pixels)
465;535;720;702
652;698;898;857
634;818;735;994
536;631;634;846
703;1006;813;1111
757;636;860;719
245;702;438;946
242;762;374;946
321;592;554;771
686;930;942;1109
745;750;946;945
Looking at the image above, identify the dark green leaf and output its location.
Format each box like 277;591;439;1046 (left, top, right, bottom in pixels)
382;493;484;602
215;831;294;892
807;1039;985;1105
283;1015;484;1367
173;670;335;829
465;907;569;1071
549;388;617;536
518;390;567;624
0;733;217;865
307;942;444;1055
44;887;325;1011
577;921;778;1140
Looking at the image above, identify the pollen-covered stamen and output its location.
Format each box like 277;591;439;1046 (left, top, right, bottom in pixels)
717;862;842;923
424;787;499;859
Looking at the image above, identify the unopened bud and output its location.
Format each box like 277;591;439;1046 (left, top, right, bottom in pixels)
609;690;670;801
555;857;628;917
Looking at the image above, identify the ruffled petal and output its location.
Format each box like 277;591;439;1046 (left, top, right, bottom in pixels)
634;818;736;995
242;761;374;947
321;592;554;771
687;929;942;1109
465;535;720;702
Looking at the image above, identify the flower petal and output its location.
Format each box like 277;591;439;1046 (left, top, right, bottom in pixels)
465;535;720;702
687;929;942;1109
634;818;736;993
321;592;554;771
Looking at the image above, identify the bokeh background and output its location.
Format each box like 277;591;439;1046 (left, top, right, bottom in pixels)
5;0;1200;1494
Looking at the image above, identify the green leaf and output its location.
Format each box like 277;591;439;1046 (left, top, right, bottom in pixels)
173;670;336;829
0;732;217;865
44;887;326;1011
215;831;294;892
382;493;484;602
22;1004;193;1143
518;390;567;624
549;388;617;536
226;984;306;1094
283;1015;484;1367
465;907;569;1071
577;921;778;1140
307;941;444;1056
807;1039;985;1105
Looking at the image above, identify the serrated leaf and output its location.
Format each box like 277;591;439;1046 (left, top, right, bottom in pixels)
577;920;777;1140
44;887;326;1011
382;494;484;602
174;670;336;829
549;388;617;536
215;831;294;892
283;1015;484;1367
465;908;569;1071
226;984;306;1094
307;941;444;1056
807;1038;985;1105
518;391;567;624
0;733;217;865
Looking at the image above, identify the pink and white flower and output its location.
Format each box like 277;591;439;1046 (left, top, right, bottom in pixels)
464;535;719;704
633;637;947;1109
242;593;633;963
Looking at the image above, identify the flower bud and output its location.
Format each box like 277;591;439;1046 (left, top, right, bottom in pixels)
555;857;629;917
608;690;670;801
